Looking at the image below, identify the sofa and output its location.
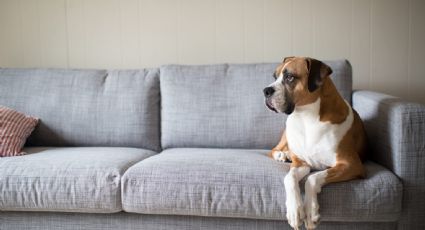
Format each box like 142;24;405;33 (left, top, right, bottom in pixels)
0;60;423;230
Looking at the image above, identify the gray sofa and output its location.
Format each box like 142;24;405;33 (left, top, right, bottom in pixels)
0;61;423;230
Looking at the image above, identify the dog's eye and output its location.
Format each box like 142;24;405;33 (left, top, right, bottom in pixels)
286;75;295;83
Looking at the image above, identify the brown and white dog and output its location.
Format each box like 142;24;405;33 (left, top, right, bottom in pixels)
263;57;367;230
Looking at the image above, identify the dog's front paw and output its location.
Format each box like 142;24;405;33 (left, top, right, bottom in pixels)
268;150;289;162
286;199;305;230
304;199;320;229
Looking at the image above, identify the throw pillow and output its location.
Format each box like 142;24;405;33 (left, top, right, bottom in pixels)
0;106;39;157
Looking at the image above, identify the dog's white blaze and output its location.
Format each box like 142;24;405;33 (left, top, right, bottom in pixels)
268;75;285;112
304;170;328;229
286;98;353;170
284;166;311;229
269;75;283;88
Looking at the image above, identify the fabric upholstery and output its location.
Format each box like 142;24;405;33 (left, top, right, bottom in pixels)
0;211;397;230
0;68;161;151
353;90;425;230
160;60;352;149
0;147;155;213
0;106;38;157
122;148;402;222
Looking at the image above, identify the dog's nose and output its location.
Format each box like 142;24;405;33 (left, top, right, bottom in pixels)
263;87;275;98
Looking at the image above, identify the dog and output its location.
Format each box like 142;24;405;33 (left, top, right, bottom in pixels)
263;57;367;230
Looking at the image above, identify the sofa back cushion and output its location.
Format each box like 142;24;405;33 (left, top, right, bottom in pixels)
0;68;160;151
160;60;352;149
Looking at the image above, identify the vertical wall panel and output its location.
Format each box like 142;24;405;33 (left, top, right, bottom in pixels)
351;0;371;90
38;0;68;68
216;0;244;64
178;0;215;65
119;0;140;68
20;0;42;67
291;0;313;57
0;0;23;67
264;0;292;62
66;0;86;68
84;0;122;68
408;0;425;103
244;0;264;63
0;0;424;103
140;0;178;67
314;0;351;60
371;0;409;98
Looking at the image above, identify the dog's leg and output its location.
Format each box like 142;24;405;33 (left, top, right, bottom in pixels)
304;160;364;229
268;130;290;162
285;158;310;230
303;170;326;230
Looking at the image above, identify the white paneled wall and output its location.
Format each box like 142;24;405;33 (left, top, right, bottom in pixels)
0;0;424;103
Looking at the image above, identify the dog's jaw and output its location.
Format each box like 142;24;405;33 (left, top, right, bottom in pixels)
265;99;278;113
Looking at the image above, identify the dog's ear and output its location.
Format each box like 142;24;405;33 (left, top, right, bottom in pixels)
283;56;295;64
305;57;332;92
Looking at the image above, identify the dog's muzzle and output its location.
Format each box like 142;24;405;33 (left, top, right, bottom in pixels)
263;87;278;113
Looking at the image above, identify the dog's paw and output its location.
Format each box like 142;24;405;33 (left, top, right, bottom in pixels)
304;199;320;229
286;199;305;229
269;150;289;162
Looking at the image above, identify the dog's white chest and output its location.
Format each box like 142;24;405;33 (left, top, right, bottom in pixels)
286;99;353;170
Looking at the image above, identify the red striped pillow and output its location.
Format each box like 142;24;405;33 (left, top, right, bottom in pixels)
0;106;39;157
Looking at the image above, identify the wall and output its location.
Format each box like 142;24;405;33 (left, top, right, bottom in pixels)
0;0;424;103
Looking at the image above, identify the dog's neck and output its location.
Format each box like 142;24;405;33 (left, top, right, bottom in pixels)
292;77;349;124
293;97;321;115
318;77;349;124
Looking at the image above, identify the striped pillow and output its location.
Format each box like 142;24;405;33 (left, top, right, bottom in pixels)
0;106;39;157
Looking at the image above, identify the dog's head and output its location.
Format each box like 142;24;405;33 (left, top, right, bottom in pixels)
263;57;332;114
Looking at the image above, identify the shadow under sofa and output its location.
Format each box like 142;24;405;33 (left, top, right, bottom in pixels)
0;61;423;230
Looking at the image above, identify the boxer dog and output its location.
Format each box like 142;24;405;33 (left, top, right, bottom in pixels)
263;57;367;229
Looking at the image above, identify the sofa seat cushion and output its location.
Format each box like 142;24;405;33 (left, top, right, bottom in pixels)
122;148;402;222
0;147;155;213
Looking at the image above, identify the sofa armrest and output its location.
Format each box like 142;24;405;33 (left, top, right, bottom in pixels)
352;90;425;229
